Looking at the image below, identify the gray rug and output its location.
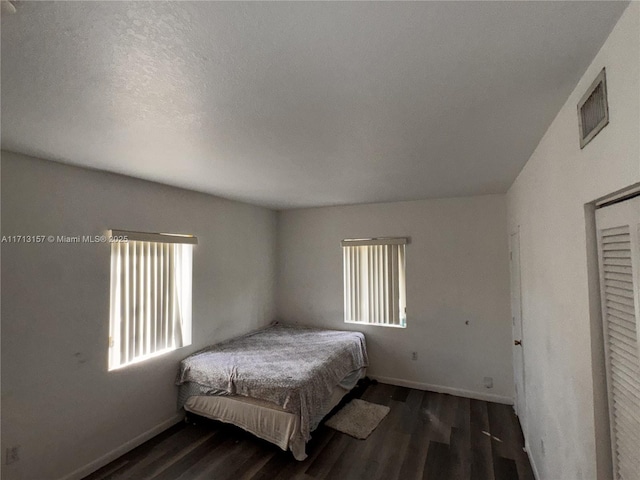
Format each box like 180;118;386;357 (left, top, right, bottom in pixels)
325;398;390;439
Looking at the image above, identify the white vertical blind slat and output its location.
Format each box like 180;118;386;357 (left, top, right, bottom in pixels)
353;248;357;321
157;244;163;350
349;247;354;322
133;242;139;359
378;245;384;324
124;242;132;363
151;242;157;353
109;243;121;367
393;244;400;325
172;245;178;348
399;243;406;325
390;245;396;324
383;245;389;324
371;246;376;324
136;242;144;358
144;242;151;355
163;243;170;350
368;246;373;323
373;246;379;324
357;248;361;321
344;247;349;322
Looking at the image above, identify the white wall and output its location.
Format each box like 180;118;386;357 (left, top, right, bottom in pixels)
0;151;277;480
506;4;639;480
276;194;514;403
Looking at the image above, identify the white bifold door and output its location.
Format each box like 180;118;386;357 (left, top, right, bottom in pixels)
595;195;640;480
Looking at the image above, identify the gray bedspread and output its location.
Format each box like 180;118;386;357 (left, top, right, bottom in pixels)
176;323;368;442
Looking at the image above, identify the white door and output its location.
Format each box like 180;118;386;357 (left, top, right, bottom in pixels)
510;228;526;433
595;195;640;480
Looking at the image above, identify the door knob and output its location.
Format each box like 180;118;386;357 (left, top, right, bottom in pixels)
514;340;522;346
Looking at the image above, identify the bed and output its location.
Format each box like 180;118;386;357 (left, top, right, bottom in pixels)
175;323;368;460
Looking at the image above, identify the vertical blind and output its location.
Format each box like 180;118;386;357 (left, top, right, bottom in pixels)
342;238;407;327
109;232;195;370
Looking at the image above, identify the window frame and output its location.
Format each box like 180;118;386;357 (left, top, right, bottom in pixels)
342;237;407;328
108;230;196;371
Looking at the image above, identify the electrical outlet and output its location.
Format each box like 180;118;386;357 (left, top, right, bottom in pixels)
483;376;494;389
411;352;418;361
5;446;19;465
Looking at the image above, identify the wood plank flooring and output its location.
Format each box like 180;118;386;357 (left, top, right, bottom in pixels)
84;382;534;480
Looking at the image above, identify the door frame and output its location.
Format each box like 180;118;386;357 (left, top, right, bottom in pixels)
588;185;640;480
510;226;526;436
594;194;640;480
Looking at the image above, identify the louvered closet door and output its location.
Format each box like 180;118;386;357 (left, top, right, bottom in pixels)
596;195;640;480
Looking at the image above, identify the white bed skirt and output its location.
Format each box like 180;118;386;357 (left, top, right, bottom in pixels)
184;368;366;460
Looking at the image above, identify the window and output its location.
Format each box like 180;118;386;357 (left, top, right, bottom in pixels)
108;230;197;370
342;237;407;327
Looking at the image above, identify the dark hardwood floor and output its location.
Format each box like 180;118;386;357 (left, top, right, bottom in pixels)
84;382;534;480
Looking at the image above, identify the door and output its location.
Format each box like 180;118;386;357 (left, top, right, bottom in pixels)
510;227;526;433
595;195;640;480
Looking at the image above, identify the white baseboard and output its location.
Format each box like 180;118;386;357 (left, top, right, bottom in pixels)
525;439;540;480
60;414;184;480
369;375;514;405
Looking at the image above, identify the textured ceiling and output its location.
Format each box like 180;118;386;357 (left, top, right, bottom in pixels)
1;1;629;209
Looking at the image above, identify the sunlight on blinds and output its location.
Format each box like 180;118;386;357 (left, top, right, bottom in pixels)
109;234;194;370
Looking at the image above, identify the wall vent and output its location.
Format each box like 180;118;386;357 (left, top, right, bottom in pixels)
578;68;609;149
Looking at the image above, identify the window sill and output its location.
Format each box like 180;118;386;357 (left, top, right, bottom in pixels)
344;320;406;329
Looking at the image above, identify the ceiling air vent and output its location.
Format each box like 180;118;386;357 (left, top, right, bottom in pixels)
578;68;609;149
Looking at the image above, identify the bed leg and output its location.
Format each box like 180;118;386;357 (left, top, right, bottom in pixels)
184;412;198;426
